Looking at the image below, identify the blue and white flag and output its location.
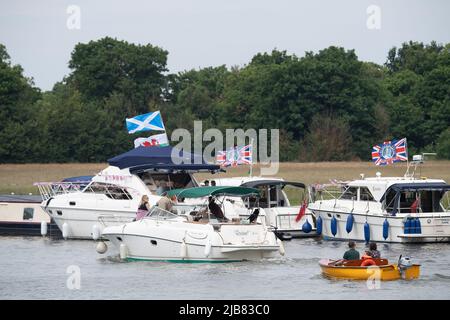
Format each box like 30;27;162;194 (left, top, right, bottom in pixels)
125;111;165;134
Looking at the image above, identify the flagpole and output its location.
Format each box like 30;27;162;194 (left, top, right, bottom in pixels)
249;138;254;178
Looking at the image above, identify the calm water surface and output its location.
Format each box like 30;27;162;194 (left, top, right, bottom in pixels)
1;236;449;299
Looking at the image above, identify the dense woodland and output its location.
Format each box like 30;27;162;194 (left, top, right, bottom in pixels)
0;38;449;163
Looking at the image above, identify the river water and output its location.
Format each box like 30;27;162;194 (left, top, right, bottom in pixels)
1;236;449;299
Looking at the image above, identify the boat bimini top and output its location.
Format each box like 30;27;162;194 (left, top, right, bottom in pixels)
380;182;450;215
166;186;260;199
107;145;221;173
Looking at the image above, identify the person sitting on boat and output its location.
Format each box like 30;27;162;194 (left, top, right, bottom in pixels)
157;194;177;214
208;196;229;222
343;241;360;260
136;195;151;221
366;242;381;259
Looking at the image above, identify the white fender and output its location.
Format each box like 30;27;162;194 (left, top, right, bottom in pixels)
96;241;108;254
277;238;285;256
40;221;47;236
204;236;212;257
92;225;101;241
119;243;128;260
62;222;69;239
180;240;187;259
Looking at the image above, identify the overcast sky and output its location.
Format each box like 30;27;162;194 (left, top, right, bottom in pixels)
1;0;449;91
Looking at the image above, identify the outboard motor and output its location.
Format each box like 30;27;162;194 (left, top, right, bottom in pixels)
397;255;413;278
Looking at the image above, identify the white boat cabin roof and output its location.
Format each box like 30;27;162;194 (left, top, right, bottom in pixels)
202;176;284;187
345;176;446;202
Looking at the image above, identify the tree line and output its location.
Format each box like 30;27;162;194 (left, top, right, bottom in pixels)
0;38;449;163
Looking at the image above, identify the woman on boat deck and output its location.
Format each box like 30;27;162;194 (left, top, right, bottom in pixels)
366;242;381;259
136;195;151;221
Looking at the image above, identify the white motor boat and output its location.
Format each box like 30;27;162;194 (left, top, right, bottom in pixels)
308;167;450;243
203;177;317;239
99;186;284;262
35;146;221;240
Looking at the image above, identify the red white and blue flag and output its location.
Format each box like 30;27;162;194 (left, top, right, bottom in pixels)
216;144;253;167
372;138;408;166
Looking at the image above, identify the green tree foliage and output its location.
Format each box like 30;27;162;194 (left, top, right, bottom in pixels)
0;39;449;163
68;37;168;115
384;41;450;153
0;44;41;162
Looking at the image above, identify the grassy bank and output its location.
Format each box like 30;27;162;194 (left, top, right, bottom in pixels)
1;161;450;195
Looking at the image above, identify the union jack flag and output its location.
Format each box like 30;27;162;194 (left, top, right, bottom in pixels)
216;144;253;167
372;138;408;166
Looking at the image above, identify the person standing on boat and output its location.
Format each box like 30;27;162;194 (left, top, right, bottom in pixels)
157;193;178;214
366;242;381;259
343;241;360;260
136;195;151;220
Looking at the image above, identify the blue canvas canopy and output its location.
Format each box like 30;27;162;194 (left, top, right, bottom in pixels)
61;176;94;183
107;146;221;172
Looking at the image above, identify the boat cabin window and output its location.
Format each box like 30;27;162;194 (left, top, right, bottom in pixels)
249;185;287;208
360;187;375;201
384;189;449;214
137;172;196;195
84;182;132;200
23;207;34;220
146;206;178;220
340;187;358;200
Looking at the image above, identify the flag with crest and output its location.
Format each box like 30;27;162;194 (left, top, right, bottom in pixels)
372;138;408;166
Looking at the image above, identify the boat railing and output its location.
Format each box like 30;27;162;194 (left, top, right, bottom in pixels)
309;184;345;202
34;181;137;201
34;182;89;201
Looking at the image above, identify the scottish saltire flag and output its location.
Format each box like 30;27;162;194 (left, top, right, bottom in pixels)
372;138;408;166
216;144;253;167
134;133;169;148
126;111;165;134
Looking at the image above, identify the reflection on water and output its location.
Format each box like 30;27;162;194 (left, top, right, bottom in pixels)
0;236;449;299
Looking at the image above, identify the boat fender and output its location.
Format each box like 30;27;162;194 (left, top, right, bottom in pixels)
62;222;70;239
404;217;411;234
181;240;187;259
346;214;354;233
119;243;128;260
96;241;108;254
204;236;211;257
382;218;389;240
361;258;376;267
364;222;370;243
416;218;422;234
302;220;312;233
277;238;285;256
331;216;337;237
92;225;101;241
40;221;48;236
316;216;323;235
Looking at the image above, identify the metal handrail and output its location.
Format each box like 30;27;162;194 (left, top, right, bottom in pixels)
33;181;138;201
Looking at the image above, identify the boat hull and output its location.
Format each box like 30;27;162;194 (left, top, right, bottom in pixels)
45;206;135;239
319;260;420;281
102;219;281;262
311;208;450;243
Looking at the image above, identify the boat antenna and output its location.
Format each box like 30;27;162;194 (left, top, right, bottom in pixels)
404;153;437;178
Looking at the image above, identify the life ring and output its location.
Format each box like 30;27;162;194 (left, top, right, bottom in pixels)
361;259;376;267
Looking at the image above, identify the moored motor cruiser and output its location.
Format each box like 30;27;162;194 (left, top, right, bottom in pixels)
35;146;221;240
204;177;318;239
309;172;450;243
98;186;283;262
